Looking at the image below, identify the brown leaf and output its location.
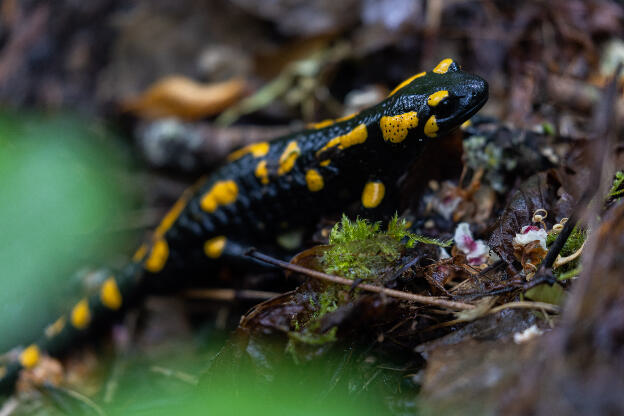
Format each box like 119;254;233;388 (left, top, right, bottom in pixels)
121;76;247;120
488;171;573;266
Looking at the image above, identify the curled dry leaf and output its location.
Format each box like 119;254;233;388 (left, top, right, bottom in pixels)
121;76;247;120
513;240;548;279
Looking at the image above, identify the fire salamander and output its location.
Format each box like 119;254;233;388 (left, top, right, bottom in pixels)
0;58;488;395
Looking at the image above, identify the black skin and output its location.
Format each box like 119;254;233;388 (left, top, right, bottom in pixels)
0;60;488;395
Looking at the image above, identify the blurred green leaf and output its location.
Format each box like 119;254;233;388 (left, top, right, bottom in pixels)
0;111;133;349
524;283;565;305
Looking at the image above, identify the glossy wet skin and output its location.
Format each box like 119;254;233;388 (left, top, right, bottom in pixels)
385;64;488;140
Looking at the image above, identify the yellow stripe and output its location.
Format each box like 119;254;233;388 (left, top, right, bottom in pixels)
200;180;239;213
427;90;449;107
227;142;270;162
145;238;169;273
433;58;454;74
388;72;426;96
316;124;368;157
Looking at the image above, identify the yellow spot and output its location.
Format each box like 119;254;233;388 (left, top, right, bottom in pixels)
320;159;331;167
145;238;169;272
361;182;385;208
319;137;340;153
424;115;439;138
461;119;472;129
255;160;269;185
200;180;239;213
19;345;40;369
71;299;91;330
132;244;148;262
308;119;334;129
277;140;300;175
380;112;419;143
0;366;6;378
388;72;426;96
433;58;454;74
45;316;66;338
305;169;324;192
204;236;227;259
155;192;190;237
316;124;368;156
427;90;449;107
100;277;122;310
227;142;270;162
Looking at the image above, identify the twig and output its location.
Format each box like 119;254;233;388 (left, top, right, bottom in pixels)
247;249;475;311
488;301;560;314
0;397;18;416
424;300;559;331
50;386;107;416
151;366;198;385
184;288;281;302
553;241;585;269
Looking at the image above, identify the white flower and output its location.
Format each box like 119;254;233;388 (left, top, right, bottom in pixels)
513;225;547;250
453;222;490;265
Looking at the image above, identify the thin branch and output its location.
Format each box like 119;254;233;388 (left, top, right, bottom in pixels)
49;386;107;416
424;300;560;331
184;288;281;302
553;241;585;269
151;366;198;385
247;250;475;311
0;397;18;416
488;301;560;314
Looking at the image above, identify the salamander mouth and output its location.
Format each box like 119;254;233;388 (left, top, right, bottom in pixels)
436;90;488;127
463;93;489;120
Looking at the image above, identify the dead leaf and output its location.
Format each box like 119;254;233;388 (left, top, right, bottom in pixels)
121;76;247;120
488;171;573;266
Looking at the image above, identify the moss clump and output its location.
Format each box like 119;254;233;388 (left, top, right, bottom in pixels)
547;225;586;279
321;215;449;281
608;171;624;201
288;215;449;358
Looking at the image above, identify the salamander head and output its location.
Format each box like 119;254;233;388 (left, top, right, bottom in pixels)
382;58;488;141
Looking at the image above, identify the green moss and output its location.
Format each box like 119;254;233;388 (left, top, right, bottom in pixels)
547;226;587;279
541;121;556;136
288;215;449;358
608;171;624;200
322;215;449;281
288;326;338;346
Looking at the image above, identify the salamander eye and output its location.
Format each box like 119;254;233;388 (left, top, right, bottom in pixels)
434;95;458;119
